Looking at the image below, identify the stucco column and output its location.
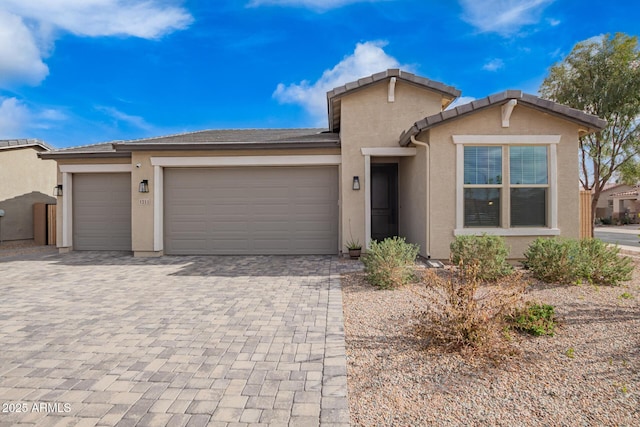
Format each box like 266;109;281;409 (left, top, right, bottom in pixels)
364;154;371;249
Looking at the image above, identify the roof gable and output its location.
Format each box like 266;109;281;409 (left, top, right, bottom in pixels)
327;69;461;132
399;90;607;145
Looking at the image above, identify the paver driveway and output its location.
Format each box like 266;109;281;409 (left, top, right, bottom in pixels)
0;252;355;427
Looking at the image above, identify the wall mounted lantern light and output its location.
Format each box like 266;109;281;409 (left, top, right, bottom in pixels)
352;176;360;190
138;180;149;193
54;184;63;196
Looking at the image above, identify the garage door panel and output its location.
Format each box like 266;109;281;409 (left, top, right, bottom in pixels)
164;166;338;255
73;173;131;251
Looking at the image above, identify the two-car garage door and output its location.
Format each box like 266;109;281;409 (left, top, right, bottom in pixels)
163;166;339;255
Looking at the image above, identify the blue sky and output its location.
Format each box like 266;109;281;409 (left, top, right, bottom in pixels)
0;0;637;148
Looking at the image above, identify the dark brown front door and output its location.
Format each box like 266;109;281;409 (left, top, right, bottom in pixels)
371;163;398;241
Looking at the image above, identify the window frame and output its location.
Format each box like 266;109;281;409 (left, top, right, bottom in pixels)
453;135;560;236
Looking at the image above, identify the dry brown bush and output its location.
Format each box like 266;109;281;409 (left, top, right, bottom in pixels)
416;263;528;358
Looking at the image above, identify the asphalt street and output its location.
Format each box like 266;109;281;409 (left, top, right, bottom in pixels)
594;227;640;247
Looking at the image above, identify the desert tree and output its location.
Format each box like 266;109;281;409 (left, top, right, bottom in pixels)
540;33;640;233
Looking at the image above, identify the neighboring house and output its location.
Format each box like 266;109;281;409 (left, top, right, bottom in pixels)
594;183;634;220
40;69;606;259
0;139;57;241
609;185;640;223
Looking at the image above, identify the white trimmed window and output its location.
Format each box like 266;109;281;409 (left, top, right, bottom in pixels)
454;135;560;236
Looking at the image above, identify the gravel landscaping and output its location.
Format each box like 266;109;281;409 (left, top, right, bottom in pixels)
342;259;640;426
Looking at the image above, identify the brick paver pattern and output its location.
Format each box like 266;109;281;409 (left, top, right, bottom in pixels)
0;252;357;426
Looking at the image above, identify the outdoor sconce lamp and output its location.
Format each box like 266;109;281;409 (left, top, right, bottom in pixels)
352;176;360;190
138;179;149;193
54;184;63;196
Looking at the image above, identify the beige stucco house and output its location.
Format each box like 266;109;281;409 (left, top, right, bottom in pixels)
0;139;57;241
41;69;606;259
609;185;640;223
595;183;632;220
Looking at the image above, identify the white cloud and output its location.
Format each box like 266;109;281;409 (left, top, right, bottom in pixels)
459;0;554;35
0;1;193;88
482;58;504;72
248;0;383;11
447;96;476;110
96;106;153;131
273;41;407;125
0;11;49;87
0;96;66;137
0;97;31;136
3;1;193;39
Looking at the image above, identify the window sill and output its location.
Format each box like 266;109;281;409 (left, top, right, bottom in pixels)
454;228;561;237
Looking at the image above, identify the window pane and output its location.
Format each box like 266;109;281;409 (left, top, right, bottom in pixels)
511;188;547;226
464;146;502;185
464;188;500;227
510;146;548;185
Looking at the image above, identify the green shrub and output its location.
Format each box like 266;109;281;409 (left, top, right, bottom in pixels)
508;302;557;336
522;238;581;283
450;234;513;281
523;237;633;286
577;239;633;286
362;236;419;289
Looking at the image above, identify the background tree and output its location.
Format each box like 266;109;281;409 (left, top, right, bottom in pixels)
540;33;640;234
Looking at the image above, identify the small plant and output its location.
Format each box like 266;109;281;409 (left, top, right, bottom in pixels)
362;236;419;289
620;292;633;299
345;219;362;259
508;302;557;336
346;238;361;250
450;234;513;281
614;383;629;394
346;239;362;259
566;347;575;359
523;237;633;286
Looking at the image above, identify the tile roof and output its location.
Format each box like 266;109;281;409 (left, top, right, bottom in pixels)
39;142;125;159
0;138;53;151
399;90;608;146
117;128;337;144
327;69;461;132
610;186;639;198
40;129;340;158
326;69;461;101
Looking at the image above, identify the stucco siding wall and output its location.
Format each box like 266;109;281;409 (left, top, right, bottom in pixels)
0;147;57;240
339;80;444;250
130;148;341;253
427;105;581;259
53;149;342;252
0;147;57;201
398;150;427;256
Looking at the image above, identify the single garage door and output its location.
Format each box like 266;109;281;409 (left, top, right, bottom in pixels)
72;173;131;250
164;166;339;255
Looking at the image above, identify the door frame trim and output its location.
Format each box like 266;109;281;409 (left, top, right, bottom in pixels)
155;156;342;254
360;148;416;249
58;165;133;249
